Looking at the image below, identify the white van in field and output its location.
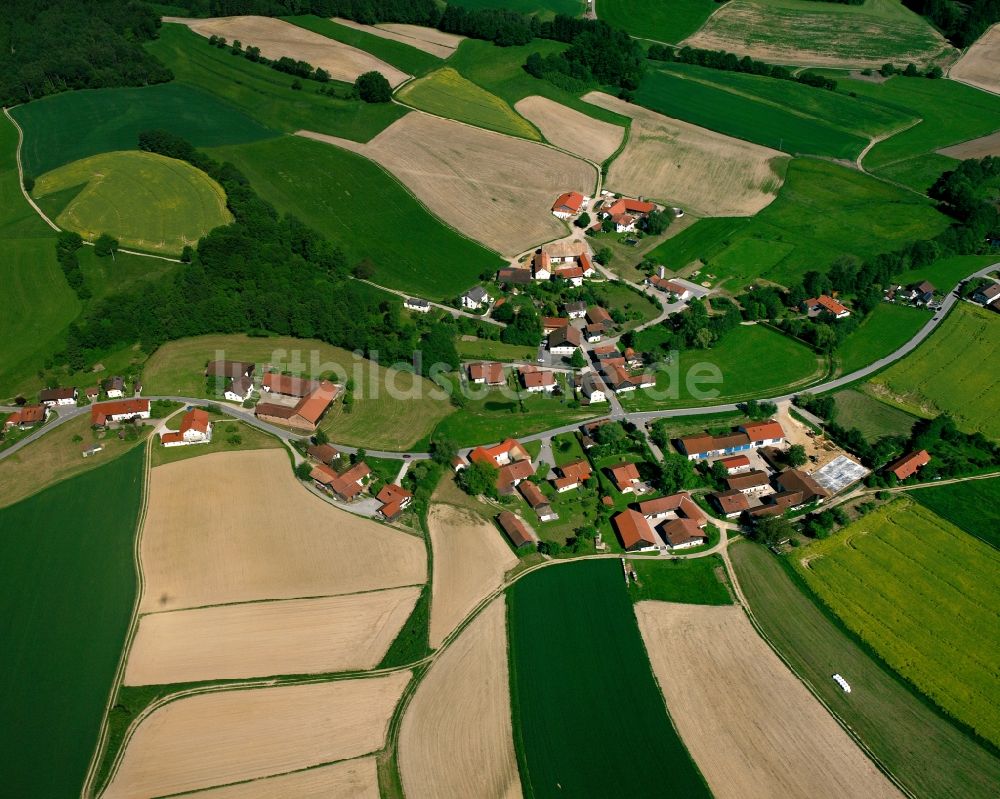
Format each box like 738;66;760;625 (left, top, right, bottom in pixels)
832;674;851;693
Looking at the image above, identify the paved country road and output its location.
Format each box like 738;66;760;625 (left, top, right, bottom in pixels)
1;263;996;464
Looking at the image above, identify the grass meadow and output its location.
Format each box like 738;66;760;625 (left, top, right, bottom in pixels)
647;158;948;287
603;0;718;43
150;416;282;467
508;559;712;798
831;389;918;439
455;337;537;362
283;15;442;76
33;151;231;255
208;135;502;298
147;24;406;142
834;302;928;375
731;540;1000;799
140;334;454;450
397;67;541;140
910;478;1000;549
635;66;869;159
794;499;1000;748
902;254;999;289
623;323;823;410
11;82;276;177
866;302;1000;438
627;555;733;604
0;446;145;798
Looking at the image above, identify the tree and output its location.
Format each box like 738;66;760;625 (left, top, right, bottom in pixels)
569;348;586;368
880;62;896;77
315;68;330;82
314;428;330;446
786;444;807;467
353;447;367;464
903;62;919;77
180;245;194;263
355;71;392;103
294;461;313;480
643;210;670;235
458;460;498;497
595;246;613;265
751;516;794;547
660;453;695;493
291;79;303;91
601;217;616;233
94;232;118;259
575;212;591;228
431;436;458;466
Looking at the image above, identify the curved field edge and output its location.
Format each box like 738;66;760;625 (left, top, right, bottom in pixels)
730;540;1000;799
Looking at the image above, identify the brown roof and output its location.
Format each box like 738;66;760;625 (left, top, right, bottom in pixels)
91;399;149;425
329;462;371;500
206;360;254;378
293;380;339;425
549;325;581;348
497;511;533;548
887;450;931;480
498;267;532;284
518;480;549;508
523;370;556;389
542;316;569;330
613;509;656;550
498;459;535;492
586;306;612;325
806;295;849;315
263;373;316;397
740;420;785;442
775;469;829;502
660;518;707;547
605;197;655;216
254;402;297;420
469;438;529;466
713;490;750;515
469;362;505;384
552;191;584;214
679;432;751;455
308;443;340;464
726;470;770;491
637;493;706;525
718;455;750;470
559;459;592;482
376;484;413;520
5;404;46;426
609;462;640;489
39;387;75;402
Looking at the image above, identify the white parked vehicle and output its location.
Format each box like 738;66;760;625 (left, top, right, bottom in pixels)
832;674;851;693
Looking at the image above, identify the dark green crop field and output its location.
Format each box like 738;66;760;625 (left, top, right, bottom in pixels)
209;135;503;298
635;67;868;159
628;556;733;605
603;0;717;43
0;446;145;798
11;82;276;177
508;559;711;799
910;478;1000;550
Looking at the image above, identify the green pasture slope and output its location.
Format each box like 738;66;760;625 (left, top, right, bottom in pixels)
0;446;145;798
508;559;711;798
602;0;718;43
208;135;502;298
647;158;947;287
911;477;1000;549
731;541;1000;799
835;302;927;375
147;24;406;142
831;74;1000;192
627;556;732;604
794;499;1000;748
11;83;276;177
867;302;1000;438
0;116;79;399
830;389;918;439
283;15;441;76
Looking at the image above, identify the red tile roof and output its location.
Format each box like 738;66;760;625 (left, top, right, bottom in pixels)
740;420;785;442
518;480;548;508
469;438;529;466
523;370;556;389
609;462;640;490
807;295;849;315
713;490;750;515
559;460;592;482
293;380;339;425
6;404;46;426
605;198;655;216
552;191;584;214
498;459;535;491
613;509;656;550
263;373;316;396
497;511;533;547
637;493;705;525
469;362;505;384
887;450;931;480
376;483;413;519
718;455;750;470
91;399;149;425
180;408;210;435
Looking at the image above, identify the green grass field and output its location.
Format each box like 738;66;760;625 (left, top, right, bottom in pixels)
866;302;1000;438
635;66;869;159
647;159;948;287
147;24;406;142
33;151;231;255
835;302;928;375
691;0;951;69
831;388;918;439
396;67;541;140
10;82;276;177
910;477;1000;549
731;540;1000;799
451;0;583;17
623;323;824;410
208;135;502;298
283;15;442;76
831;75;1000;192
455;337;537;362
150;416;282;467
794;499;1000;747
627;555;733;604
0;446;145;798
603;0;718;43
0;116;80;399
141;334;454;450
902;254;998;289
508;559;711;798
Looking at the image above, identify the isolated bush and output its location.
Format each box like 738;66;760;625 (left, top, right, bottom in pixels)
355;71;392;103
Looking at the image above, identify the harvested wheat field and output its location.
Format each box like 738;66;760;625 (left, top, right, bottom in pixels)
172;758;379;799
297;113;596;254
938;130;1000;159
427;503;517;648
515;96;625;163
332;18;463;58
139;449;425;613
101;673;409;799
950;24;1000;95
124;587;420;685
635;602;903;799
165;15;410;86
399;597;522;799
583;92;786;216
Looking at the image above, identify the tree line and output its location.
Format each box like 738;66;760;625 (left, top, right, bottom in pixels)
1;0;171;106
60;130;440;375
903;0;1000;47
647;44;837;91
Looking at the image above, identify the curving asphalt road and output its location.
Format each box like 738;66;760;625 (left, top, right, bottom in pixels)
1;264;995;464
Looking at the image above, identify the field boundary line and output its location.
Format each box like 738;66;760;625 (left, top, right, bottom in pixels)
81;440;153;799
4;105;60;231
724;544;918;799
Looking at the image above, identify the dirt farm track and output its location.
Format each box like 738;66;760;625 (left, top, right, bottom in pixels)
635;602;903;799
